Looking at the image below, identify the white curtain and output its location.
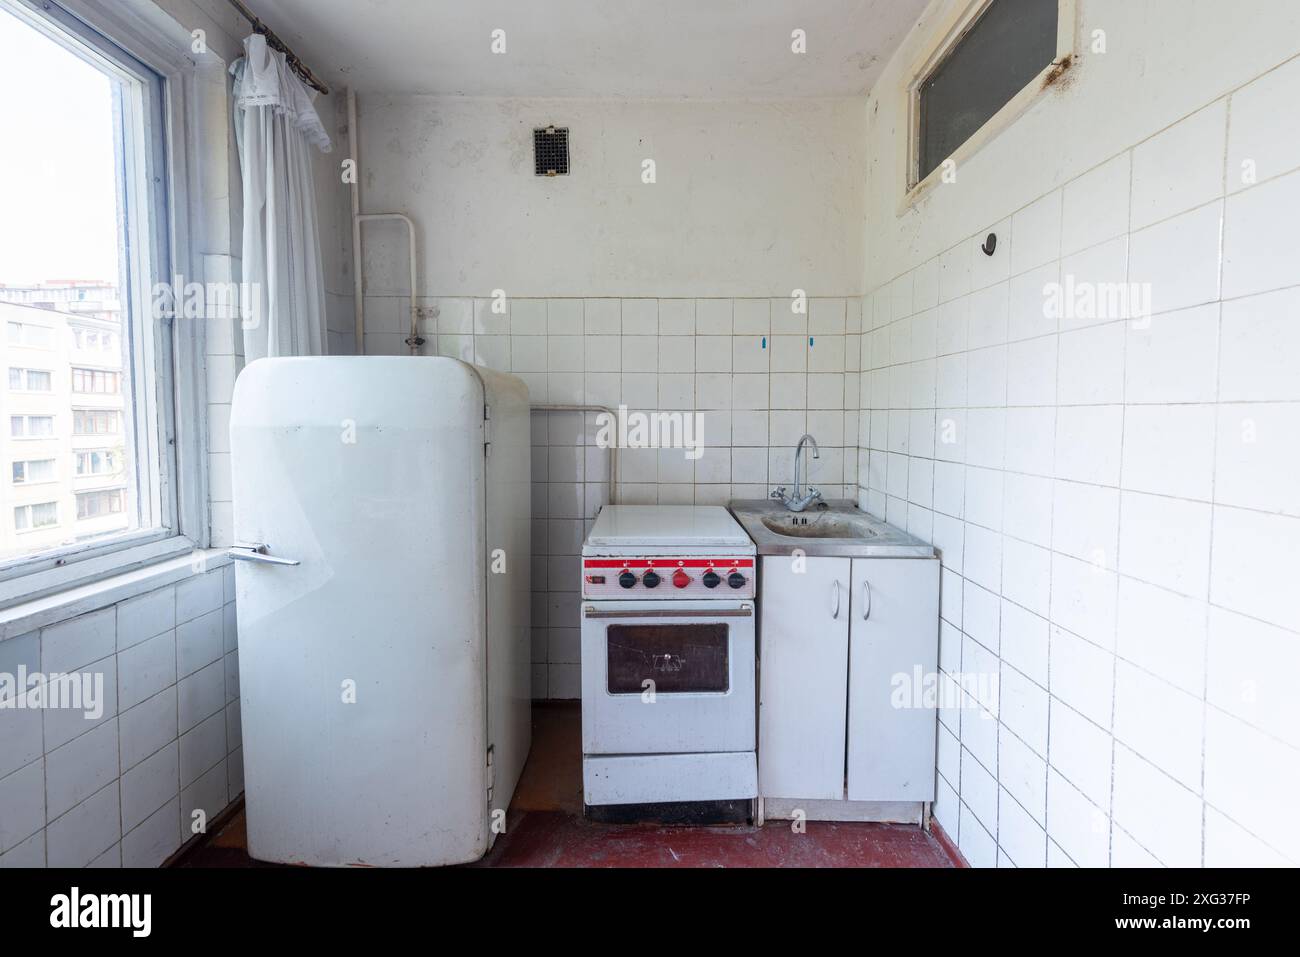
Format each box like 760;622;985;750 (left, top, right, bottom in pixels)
230;34;331;360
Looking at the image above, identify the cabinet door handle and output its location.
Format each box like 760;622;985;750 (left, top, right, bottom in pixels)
862;579;872;620
830;580;841;620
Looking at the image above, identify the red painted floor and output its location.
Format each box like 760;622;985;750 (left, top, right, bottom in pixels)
180;702;958;868
475;811;953;867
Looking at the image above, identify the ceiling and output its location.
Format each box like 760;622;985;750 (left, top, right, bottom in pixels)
243;0;930;98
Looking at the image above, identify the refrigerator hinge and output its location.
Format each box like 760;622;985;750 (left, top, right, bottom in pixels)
483;403;491;456
486;745;496;802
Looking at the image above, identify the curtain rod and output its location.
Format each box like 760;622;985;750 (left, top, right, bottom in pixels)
223;0;330;95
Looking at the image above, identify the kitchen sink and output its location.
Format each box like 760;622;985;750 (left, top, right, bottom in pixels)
729;499;936;558
760;514;878;539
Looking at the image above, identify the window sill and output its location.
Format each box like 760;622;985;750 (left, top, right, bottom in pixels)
0;546;231;641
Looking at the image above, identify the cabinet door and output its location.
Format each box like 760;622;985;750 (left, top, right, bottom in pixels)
846;558;940;802
758;555;851;800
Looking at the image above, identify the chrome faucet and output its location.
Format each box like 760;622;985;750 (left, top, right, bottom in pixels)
771;433;822;512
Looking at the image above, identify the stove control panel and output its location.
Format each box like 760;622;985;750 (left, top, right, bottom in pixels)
583;558;755;599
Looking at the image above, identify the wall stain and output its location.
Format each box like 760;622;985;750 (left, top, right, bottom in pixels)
1042;54;1075;91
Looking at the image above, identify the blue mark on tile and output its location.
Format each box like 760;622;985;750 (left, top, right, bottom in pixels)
761;337;767;349
810;336;815;347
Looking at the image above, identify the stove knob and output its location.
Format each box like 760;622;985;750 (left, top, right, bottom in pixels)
727;571;747;589
642;570;661;588
672;569;691;589
701;570;721;589
618;571;637;589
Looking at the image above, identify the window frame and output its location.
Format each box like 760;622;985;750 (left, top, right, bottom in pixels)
899;0;1077;205
0;0;210;608
10;414;56;440
8;367;54;392
7;321;56;349
14;502;60;533
12;458;58;485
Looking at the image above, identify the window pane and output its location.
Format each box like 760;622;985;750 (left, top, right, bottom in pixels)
0;7;152;562
918;0;1058;182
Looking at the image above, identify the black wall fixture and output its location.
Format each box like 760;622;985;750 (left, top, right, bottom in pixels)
981;232;997;256
534;127;569;176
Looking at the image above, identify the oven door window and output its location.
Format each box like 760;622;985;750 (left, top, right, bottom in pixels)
606;623;729;694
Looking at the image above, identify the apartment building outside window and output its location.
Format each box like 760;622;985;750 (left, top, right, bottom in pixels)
7;320;55;348
12;459;56;484
76;487;125;520
71;367;121;394
75;449;119;477
72;408;122;435
10;415;54;438
9;367;53;391
13;502;57;531
69;326;118;351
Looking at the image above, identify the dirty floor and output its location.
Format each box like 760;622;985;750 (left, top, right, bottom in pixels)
180;703;959;868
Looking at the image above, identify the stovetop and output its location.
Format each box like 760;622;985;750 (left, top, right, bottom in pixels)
582;505;755;598
584;505;753;552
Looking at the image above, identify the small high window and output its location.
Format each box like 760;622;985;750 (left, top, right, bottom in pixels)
909;0;1071;189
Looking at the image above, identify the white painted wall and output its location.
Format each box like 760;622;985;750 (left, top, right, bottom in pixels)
352;96;867;299
855;0;1300;868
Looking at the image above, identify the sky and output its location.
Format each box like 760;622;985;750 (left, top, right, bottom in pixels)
0;5;120;286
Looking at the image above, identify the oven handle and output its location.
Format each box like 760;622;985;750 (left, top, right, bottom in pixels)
582;606;753;620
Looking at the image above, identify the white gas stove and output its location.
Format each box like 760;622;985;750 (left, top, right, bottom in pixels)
580;505;758;813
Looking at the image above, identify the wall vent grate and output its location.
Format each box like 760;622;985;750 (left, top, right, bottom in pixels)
534;127;569;176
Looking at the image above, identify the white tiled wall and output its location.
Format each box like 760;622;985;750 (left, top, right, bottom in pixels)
202;254;244;548
363;295;861;698
857;57;1300;868
0;565;241;867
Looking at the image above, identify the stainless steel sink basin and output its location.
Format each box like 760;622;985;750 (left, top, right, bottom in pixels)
760;514;878;539
729;499;936;558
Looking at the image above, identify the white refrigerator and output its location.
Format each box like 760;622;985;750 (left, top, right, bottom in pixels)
229;356;531;867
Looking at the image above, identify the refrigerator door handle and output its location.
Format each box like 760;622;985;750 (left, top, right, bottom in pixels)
229;543;301;566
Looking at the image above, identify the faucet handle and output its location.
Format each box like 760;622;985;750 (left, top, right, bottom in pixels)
770;486;787;500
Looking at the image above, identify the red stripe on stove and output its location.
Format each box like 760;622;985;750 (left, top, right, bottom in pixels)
583;558;754;568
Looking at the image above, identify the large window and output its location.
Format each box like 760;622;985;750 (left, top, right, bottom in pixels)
0;0;188;593
906;0;1073;192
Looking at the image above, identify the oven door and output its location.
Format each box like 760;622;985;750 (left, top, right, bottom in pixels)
580;599;755;755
